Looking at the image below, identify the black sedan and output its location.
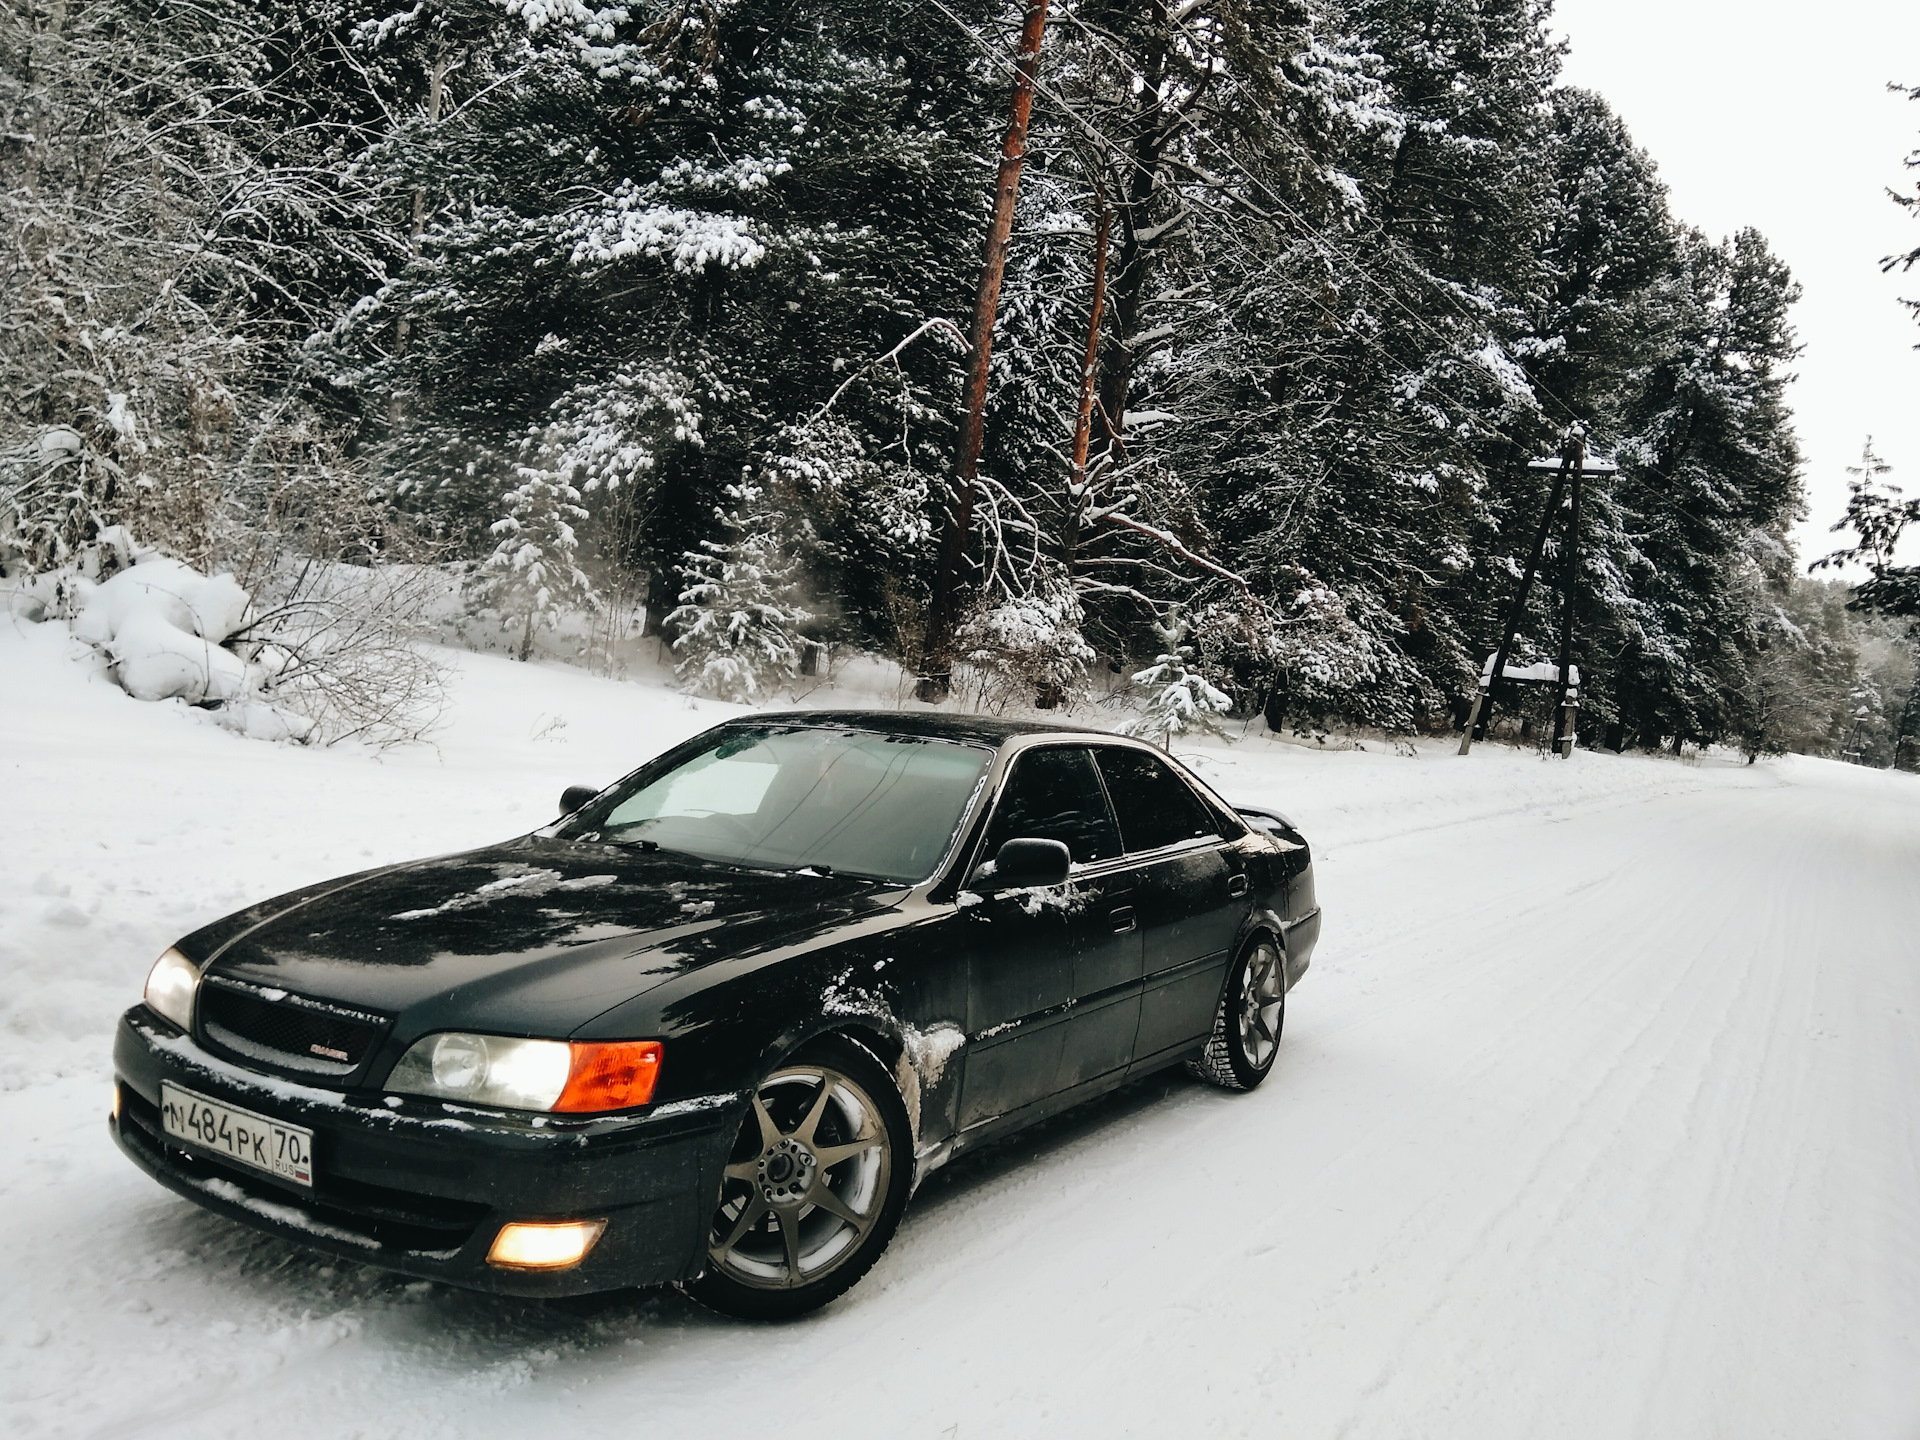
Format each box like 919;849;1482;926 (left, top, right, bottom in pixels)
111;713;1320;1318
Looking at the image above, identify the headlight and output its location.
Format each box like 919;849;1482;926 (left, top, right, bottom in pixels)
143;947;200;1030
386;1033;662;1114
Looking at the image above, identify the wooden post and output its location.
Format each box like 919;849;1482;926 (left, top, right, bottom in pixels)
1551;432;1587;756
917;0;1052;703
1459;426;1584;756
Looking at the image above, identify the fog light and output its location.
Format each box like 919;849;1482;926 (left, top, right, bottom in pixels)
487;1219;607;1271
110;1083;121;1122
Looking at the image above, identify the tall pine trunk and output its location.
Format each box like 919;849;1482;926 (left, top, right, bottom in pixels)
918;0;1051;703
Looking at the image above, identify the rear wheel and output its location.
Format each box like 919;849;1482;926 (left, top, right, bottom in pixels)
686;1034;912;1320
1188;938;1285;1091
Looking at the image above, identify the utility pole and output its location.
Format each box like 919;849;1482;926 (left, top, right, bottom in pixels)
1459;425;1585;756
917;0;1052;703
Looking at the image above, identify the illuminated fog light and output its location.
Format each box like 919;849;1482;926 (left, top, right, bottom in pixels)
111;1083;121;1122
487;1219;607;1271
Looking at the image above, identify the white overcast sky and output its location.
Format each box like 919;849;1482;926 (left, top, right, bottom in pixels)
1550;0;1920;571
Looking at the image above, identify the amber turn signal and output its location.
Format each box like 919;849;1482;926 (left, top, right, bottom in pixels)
487;1218;607;1270
552;1039;663;1113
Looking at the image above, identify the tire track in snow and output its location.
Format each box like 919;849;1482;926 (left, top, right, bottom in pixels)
1265;792;1771;1435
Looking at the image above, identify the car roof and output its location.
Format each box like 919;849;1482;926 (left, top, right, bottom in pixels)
719;709;1114;746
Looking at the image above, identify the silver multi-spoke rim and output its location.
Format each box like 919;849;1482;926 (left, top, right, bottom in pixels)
1237;945;1283;1069
708;1065;890;1290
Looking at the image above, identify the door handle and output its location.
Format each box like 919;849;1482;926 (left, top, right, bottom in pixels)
1109;905;1136;933
1227;874;1249;898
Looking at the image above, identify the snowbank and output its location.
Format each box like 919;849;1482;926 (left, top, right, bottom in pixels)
72;556;255;703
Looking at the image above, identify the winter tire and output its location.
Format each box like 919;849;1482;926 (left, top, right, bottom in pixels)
1188;937;1285;1091
686;1033;913;1320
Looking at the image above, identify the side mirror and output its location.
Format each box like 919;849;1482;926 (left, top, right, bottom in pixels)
982;837;1071;890
559;784;600;818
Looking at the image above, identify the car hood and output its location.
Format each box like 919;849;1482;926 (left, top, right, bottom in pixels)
193;836;896;1039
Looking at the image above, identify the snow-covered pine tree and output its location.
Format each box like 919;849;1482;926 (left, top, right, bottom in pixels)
1817;440;1920;618
1124;607;1233;750
666;481;811;703
478;462;595;660
1605;227;1804;746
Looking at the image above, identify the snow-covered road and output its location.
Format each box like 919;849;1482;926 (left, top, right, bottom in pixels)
4;626;1917;1438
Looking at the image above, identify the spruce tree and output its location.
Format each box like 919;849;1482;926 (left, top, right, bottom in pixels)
666;481;811;703
478;462;595;661
1124;608;1233;749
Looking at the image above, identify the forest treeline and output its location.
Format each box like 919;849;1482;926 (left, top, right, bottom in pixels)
3;0;1916;765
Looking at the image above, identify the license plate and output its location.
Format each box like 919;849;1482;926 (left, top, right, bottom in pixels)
160;1082;313;1188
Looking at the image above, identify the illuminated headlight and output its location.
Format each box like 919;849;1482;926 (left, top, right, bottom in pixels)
142;947;200;1030
386;1033;662;1114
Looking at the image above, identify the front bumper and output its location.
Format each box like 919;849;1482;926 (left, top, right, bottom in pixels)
112;1008;736;1296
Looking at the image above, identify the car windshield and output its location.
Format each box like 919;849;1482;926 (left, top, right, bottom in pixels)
564;726;994;883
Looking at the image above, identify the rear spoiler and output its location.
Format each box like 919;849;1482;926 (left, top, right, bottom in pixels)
1234;805;1299;835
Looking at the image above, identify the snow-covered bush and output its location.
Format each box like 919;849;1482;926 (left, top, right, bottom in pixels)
240;559;449;747
4;519;447;746
667;481;811;702
954;571;1095;712
1124;608;1233;749
72;556;253;704
1259;573;1435;734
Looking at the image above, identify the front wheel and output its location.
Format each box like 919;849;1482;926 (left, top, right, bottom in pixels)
1188;938;1285;1091
685;1034;912;1320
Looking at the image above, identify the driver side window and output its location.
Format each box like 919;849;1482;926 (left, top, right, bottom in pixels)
982;746;1122;866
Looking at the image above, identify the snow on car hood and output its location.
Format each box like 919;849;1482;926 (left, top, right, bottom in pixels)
186;836;889;1038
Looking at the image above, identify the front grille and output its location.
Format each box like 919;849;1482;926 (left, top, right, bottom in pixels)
199;980;388;1077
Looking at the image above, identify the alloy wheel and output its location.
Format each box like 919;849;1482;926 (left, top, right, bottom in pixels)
1237;944;1284;1069
708;1064;893;1290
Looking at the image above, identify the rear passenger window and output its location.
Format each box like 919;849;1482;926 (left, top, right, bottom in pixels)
983;747;1122;865
1094;748;1217;853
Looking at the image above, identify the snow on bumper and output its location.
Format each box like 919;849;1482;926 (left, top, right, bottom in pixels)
111;1008;734;1296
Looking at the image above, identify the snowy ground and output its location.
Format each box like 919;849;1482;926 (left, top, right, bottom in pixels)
3;621;1918;1438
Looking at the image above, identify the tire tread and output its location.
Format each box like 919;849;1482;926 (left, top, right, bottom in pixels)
1186;938;1283;1092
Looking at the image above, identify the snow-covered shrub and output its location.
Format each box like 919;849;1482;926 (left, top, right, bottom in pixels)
7;512;447;747
954;571;1095;712
72;556;253;703
239;559;448;747
1123;608;1233;749
0;427;120;578
667;481;811;703
1261;573;1434;734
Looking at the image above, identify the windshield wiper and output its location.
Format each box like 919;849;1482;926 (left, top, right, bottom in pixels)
785;863;900;883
